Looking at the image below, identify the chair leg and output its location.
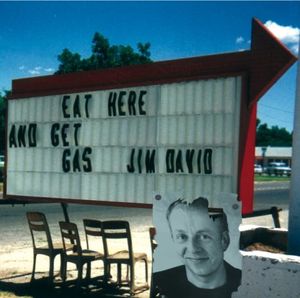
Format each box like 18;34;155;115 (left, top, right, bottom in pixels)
62;260;67;283
103;262;111;284
60;253;65;280
125;264;130;282
145;259;149;283
117;263;122;285
49;256;54;282
31;253;37;282
129;264;135;294
77;263;83;285
86;262;91;279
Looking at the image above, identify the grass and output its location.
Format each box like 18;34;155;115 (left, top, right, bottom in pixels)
254;174;290;182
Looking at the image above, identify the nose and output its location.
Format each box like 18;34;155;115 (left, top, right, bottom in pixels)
185;236;205;254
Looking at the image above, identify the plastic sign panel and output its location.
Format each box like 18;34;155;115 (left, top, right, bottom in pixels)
6;77;241;207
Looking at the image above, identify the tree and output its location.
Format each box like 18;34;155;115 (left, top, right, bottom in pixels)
56;32;152;74
0;91;10;154
56;49;82;74
256;119;292;147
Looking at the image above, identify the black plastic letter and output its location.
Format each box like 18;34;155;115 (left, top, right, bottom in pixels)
186;149;195;173
73;95;81;118
204;149;213;174
51;123;60;147
82;147;92;172
128;91;136;115
62;149;71;172
108;92;117;116
146;150;156;173
85;94;92;118
197;149;202;174
62;95;70;118
9;125;17;147
118;91;126;116
138;90;147;115
175;150;184;173
166;149;175;173
73;123;81;146
28;123;37;147
73;149;81;172
127;149;135;173
17;125;26;147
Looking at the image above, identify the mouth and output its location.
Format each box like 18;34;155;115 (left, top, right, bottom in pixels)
186;256;209;262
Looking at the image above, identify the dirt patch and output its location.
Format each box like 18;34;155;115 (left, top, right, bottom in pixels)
244;242;285;254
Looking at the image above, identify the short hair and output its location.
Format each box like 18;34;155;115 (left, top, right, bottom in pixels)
166;197;229;233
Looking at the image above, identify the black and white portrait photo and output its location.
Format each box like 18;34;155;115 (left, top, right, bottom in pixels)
152;193;242;298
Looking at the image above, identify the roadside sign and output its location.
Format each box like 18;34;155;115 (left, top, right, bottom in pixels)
5;19;296;213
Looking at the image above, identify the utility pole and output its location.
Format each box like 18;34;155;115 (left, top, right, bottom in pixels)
288;40;300;255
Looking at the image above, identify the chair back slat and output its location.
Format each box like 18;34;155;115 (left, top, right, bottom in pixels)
26;212;53;250
29;222;48;232
85;229;102;237
103;232;128;239
102;220;129;230
83;219;104;251
83;219;102;236
102;220;133;257
59;221;82;254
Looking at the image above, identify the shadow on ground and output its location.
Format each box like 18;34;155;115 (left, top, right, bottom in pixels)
0;274;148;298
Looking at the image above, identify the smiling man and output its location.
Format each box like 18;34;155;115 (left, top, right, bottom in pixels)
153;197;241;298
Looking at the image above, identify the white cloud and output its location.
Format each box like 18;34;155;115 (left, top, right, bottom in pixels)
264;20;299;54
44;68;54;72
28;69;40;75
19;65;25;71
291;44;299;55
27;66;55;75
236;36;244;44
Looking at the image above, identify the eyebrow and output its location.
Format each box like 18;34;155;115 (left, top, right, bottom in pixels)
173;228;212;234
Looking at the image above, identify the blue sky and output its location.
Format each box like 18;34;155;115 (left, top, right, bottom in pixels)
1;1;299;132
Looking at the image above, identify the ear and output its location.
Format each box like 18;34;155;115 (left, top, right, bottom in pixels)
221;231;230;251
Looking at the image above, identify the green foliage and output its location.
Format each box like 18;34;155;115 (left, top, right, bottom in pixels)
56;49;82;73
254;175;290;182
256;120;292;147
0;91;9;154
56;32;152;74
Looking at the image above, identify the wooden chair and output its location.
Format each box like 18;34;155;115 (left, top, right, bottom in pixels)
59;221;104;284
82;219;106;279
149;227;161;298
149;227;157;255
26;212;64;282
102;220;149;294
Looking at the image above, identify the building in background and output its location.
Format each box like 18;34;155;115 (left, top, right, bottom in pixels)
255;147;292;168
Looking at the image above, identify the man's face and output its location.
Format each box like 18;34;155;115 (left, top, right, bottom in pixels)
168;205;229;280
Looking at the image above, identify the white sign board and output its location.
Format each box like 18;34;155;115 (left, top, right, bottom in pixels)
7;76;241;206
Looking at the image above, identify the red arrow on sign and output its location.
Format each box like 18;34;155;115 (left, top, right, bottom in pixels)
249;18;297;104
239;18;297;214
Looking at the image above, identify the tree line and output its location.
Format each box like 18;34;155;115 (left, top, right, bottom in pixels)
56;32;152;74
256;119;292;147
